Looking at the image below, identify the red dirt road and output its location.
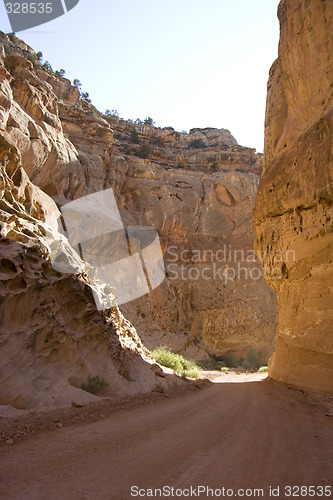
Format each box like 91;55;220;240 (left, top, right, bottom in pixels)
1;374;332;500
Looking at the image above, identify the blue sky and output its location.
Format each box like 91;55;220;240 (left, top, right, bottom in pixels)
0;0;280;152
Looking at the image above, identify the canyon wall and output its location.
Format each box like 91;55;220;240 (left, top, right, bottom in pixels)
58;105;276;361
110;128;276;362
254;0;333;391
58;82;277;363
0;29;276;394
0;35;177;409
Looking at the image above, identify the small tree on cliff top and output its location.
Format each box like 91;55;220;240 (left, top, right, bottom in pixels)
105;109;119;118
144;117;155;126
73;79;82;91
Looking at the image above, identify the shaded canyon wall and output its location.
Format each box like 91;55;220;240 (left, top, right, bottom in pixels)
254;0;333;391
0;31;277;377
0;35;180;409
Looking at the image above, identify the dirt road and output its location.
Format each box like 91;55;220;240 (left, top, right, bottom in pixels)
1;374;332;500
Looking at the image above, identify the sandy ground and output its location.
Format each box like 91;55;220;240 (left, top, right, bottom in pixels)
0;373;333;500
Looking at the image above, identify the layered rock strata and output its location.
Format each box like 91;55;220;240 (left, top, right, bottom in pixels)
254;0;333;391
0;31;276;371
0;35;176;409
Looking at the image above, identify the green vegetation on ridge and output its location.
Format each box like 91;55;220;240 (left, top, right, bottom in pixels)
152;346;200;379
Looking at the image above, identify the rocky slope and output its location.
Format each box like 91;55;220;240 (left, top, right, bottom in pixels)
0;28;276;401
0;34;179;409
254;0;333;391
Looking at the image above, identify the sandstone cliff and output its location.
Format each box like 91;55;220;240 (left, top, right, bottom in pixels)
58;86;276;363
0;34;177;409
110;128;276;361
254;0;333;391
0;28;276;402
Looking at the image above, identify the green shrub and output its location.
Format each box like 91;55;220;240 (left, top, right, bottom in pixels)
151;138;163;147
4;45;14;56
43;60;53;72
81;375;108;394
105;109;119;119
152;346;200;379
26;53;38;64
130;127;141;144
136;143;151;159
258;366;268;373
81;91;91;103
123;145;133;155
55;68;66;78
7;32;16;43
220;367;229;373
87;108;99;117
144;117;155;126
188;138;206;149
73;79;82;90
183;369;200;379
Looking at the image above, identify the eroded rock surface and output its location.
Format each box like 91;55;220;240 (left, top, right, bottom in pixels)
58;93;276;362
254;0;333;391
0;30;276;384
0;35;177;409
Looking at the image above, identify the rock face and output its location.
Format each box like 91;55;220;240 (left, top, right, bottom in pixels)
0;29;276;392
115;151;276;362
59;101;276;363
0;34;177;409
254;0;333;391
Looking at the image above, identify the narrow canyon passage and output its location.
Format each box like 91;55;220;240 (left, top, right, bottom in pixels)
1;376;332;500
